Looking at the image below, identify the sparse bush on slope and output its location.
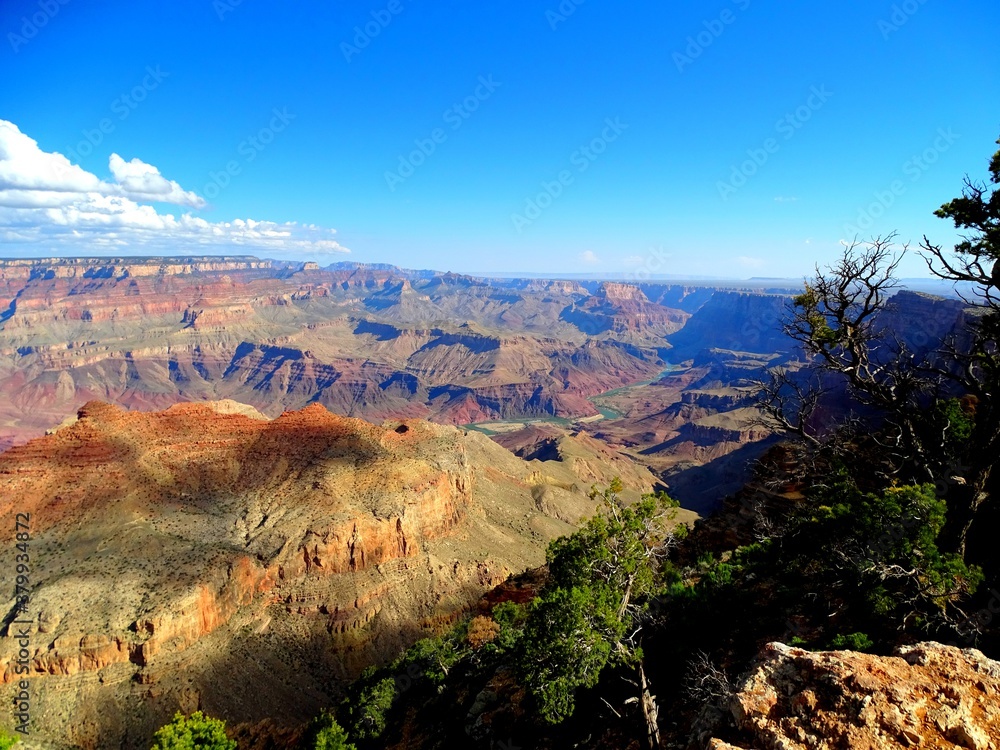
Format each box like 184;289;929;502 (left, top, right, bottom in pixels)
150;712;235;750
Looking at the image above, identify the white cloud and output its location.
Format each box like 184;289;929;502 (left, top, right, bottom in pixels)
0;120;104;194
0;120;349;256
622;254;645;267
579;250;600;265
108;154;205;208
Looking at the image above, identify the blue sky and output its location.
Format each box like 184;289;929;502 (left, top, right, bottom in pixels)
1;0;998;277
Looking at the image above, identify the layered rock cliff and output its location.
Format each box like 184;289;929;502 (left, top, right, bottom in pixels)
666;291;793;360
559;282;689;340
0;399;666;749
0;258;682;447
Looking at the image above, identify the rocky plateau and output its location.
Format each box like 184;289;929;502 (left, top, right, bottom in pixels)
0;397;692;748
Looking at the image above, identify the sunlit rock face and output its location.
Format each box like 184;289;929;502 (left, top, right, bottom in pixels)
0;398;666;748
703;641;1000;749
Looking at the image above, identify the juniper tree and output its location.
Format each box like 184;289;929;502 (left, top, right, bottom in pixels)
520;478;682;747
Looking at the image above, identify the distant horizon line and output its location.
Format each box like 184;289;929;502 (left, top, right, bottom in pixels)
0;253;962;287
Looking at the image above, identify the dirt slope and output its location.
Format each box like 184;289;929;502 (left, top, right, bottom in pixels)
0;400;667;749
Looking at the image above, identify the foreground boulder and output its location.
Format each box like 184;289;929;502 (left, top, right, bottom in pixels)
707;641;1000;749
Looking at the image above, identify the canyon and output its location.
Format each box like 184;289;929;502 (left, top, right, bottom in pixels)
0;255;978;748
0;398;693;748
0;257;679;447
0;256;973;510
0;256;796;509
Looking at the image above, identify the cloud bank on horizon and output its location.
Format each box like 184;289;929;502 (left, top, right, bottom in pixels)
0;120;349;258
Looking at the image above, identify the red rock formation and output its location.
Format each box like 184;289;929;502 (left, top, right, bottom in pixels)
562;282;689;338
0;258;675;447
705;641;1000;750
0;399;640;747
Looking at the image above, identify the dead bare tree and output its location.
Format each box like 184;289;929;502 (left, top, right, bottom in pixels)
753;233;994;558
755;133;1000;561
684;651;733;707
756;236;940;467
752;366;826;447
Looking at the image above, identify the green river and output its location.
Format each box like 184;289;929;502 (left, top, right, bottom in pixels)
464;364;675;436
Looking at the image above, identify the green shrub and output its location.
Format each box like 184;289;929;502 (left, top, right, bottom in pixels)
487;601;527;654
302;712;355;750
341;677;396;740
404;635;465;686
829;632;874;652
150;712;235;750
519;482;681;723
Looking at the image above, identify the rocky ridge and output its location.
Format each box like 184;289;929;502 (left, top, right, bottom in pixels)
705;641;1000;750
0;399;675;748
0;258;677;447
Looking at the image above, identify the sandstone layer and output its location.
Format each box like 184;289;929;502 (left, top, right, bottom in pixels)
705;641;1000;750
0;400;667;749
0;257;679;447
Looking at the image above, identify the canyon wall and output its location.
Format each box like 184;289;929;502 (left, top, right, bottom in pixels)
0;259;678;447
0;399;669;748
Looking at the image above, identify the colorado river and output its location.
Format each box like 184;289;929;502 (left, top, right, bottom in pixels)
464;364;675;435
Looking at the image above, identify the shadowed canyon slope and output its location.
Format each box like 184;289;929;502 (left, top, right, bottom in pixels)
0;399;688;748
0;257;972;513
0;257;689;449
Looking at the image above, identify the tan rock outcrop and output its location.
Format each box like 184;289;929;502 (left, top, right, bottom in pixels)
0;399;648;748
707;641;1000;749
